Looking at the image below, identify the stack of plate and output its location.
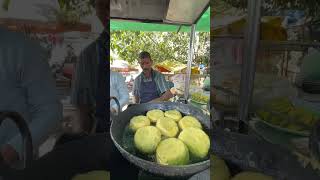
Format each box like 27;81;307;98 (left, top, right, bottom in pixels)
302;79;320;94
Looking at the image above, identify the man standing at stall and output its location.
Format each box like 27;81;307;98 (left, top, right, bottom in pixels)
133;51;174;104
70;0;139;179
0;27;62;166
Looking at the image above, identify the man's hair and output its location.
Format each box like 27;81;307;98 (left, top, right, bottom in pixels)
139;51;151;60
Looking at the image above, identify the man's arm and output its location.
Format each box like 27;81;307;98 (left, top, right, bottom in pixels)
111;73;129;111
150;90;174;102
134;96;140;104
8;44;62;158
159;90;174;101
150;73;174;102
132;77;140;104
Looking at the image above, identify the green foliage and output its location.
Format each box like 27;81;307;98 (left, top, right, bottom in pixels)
57;0;92;16
194;32;210;65
1;0;92;20
2;0;10;11
110;31;210;66
56;0;93;25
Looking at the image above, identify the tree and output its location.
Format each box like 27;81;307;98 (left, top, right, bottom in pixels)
110;31;210;66
2;0;93;25
194;32;210;65
2;0;10;11
56;0;93;25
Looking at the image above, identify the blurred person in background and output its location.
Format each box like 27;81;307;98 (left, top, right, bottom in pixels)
69;0;139;179
71;0;109;133
1;1;137;180
0;27;62;166
110;71;129;113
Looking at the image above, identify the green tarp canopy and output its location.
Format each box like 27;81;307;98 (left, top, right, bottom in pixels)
110;8;210;32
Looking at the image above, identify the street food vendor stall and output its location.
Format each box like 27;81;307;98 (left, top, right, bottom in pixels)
211;0;320;179
154;60;210;110
110;0;210;107
1;0;211;180
109;1;211;179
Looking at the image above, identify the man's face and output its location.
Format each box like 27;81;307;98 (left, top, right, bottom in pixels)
140;58;153;73
95;0;109;28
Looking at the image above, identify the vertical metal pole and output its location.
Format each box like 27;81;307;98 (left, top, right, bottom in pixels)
238;0;262;133
184;24;196;101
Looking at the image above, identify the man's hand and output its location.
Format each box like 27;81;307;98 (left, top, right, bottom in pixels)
159;90;174;102
0;144;19;166
149;90;174;103
149;98;163;103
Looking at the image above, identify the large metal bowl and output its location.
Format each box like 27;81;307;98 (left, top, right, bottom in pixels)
110;102;211;178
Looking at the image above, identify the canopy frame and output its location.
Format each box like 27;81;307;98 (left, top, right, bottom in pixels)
238;0;262;133
111;2;210;103
184;24;196;101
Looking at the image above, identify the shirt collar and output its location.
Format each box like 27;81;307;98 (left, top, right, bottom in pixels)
141;69;156;80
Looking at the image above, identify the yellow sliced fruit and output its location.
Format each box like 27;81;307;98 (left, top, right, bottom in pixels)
178;116;202;130
156;117;179;138
164;110;182;122
146;109;164;123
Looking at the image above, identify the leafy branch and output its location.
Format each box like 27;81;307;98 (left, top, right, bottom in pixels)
1;0;10;11
56;0;93;25
110;31;210;66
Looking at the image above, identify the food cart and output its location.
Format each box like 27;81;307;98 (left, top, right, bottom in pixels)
211;0;320;179
110;0;210;109
110;1;211;179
